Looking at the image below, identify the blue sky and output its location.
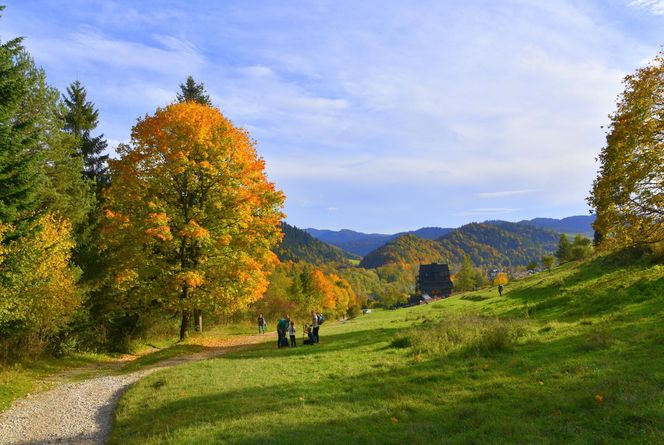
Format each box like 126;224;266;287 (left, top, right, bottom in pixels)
2;0;662;232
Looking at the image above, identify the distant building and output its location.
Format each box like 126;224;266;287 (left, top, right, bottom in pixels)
416;263;454;298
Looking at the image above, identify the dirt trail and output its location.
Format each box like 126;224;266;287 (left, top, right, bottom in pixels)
0;333;271;445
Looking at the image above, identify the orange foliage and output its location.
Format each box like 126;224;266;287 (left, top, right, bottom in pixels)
101;102;285;319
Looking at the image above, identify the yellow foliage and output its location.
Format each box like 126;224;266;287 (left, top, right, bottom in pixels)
492;272;509;286
0;214;80;334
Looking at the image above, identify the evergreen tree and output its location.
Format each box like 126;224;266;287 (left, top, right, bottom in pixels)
0;21;44;236
63;80;108;187
176;75;212;105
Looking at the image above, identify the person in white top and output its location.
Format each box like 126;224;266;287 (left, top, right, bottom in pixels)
311;310;320;343
288;320;297;347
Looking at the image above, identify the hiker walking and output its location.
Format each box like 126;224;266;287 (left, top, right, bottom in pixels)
288;319;297;347
258;314;266;334
311;310;320;343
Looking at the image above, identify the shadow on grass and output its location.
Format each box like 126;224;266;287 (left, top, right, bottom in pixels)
222;326;403;361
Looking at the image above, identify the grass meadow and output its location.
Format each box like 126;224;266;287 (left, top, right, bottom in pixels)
109;252;664;444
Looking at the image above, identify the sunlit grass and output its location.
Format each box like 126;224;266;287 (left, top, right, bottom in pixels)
110;252;664;444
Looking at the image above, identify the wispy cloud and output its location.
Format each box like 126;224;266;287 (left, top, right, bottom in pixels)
477;189;542;199
628;0;664;15
28;28;205;76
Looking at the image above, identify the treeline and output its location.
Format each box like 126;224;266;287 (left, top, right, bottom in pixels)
0;15;110;360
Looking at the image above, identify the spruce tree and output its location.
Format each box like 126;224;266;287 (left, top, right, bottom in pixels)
176;76;212;105
63;80;108;187
0;17;44;236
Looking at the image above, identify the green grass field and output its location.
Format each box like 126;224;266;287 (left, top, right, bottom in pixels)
109;251;664;444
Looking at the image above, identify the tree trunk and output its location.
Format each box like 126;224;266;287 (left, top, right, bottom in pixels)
194;309;203;332
180;309;190;340
180;286;190;340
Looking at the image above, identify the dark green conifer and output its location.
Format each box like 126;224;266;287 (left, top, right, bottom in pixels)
63;80;108;187
0;14;44;235
176;75;212;105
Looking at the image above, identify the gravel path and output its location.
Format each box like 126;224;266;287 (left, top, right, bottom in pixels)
0;334;269;445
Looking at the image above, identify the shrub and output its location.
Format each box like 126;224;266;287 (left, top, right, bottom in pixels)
390;336;412;349
394;314;529;357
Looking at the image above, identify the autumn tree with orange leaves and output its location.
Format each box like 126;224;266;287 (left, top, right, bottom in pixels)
102;102;284;340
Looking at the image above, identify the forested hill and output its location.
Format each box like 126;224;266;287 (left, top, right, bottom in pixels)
436;222;559;267
359;234;447;269
359;222;559;269
275;223;357;265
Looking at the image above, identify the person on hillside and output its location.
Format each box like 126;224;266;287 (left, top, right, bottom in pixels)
288;320;297;347
303;324;316;345
498;284;504;296
277;314;290;348
311;310;320;343
258;314;266;334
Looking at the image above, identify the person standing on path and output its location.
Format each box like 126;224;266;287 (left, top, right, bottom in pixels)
311;310;320;343
277;314;290;348
288;320;297;347
258;314;266;334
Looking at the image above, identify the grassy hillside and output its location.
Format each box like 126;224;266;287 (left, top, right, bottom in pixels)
110;251;663;444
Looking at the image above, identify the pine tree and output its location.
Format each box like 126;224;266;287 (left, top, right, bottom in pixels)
176;76;212;105
63;80;108;187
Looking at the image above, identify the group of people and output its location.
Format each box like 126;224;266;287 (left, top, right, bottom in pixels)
258;311;322;349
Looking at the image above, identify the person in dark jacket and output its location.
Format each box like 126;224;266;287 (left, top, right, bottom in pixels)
277;314;290;348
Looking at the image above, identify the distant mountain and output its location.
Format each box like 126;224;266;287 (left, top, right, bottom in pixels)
520;215;595;236
395;227;455;240
306;216;591;257
305;226;454;256
275;223;357;265
359;222;559;269
304;228;394;256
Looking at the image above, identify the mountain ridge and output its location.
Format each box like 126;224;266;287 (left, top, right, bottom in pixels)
305;215;594;257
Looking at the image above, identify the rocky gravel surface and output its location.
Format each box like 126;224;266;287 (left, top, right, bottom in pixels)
0;334;269;445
